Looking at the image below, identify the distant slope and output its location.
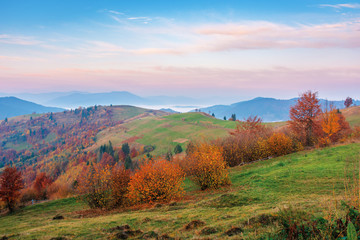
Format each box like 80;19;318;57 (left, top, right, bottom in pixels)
45;91;209;108
159;108;179;113
0;97;64;120
201;97;297;122
201;97;360;122
341;105;360;127
90;112;237;155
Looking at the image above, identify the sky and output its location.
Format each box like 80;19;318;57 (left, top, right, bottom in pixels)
0;0;360;101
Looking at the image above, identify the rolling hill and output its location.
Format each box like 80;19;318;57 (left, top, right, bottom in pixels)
91;112;237;155
1;143;359;239
0;97;64;120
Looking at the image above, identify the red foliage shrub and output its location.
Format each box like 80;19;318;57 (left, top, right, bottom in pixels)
222;118;272;167
128;159;185;203
99;152;115;166
33;172;53;200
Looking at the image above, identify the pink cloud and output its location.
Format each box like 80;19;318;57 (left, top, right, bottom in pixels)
0;34;42;45
194;20;360;51
2;66;359;98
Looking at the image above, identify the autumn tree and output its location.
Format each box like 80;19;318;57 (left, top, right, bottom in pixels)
320;108;340;145
0;167;24;212
265;132;294;157
77;163;112;209
128;159;185;203
344;97;353;108
183;143;230;190
319;107;351;145
289;91;322;146
230;116;266;135
33;172;53;200
110;166;131;207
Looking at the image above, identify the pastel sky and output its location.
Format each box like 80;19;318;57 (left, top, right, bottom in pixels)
1;0;360;101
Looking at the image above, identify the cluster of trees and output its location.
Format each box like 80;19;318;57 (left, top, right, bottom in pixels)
75;147;229;209
216;91;354;168
0;91;358;213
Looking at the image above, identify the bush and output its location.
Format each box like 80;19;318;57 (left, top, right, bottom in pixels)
77;163;131;209
184;143;230;190
128;159;185;204
222;132;269;167
20;187;37;204
110;166;131;207
47;183;73;200
77;163;112;209
266;132;294;157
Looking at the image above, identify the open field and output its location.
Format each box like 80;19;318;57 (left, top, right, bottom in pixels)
93;112;238;155
342;106;360;127
1;143;359;239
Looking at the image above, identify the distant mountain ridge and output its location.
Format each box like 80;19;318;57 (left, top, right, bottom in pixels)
201;97;360;122
2;91;208;108
47;91;145;108
0;97;64;120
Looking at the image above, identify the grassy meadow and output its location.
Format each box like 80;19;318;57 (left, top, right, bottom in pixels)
93;112;239;155
1;143;359;239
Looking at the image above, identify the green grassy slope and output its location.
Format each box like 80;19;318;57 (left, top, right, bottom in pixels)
94;112;238;155
1;143;359;239
342;105;360;127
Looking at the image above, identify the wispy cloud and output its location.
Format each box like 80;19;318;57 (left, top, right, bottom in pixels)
192;20;360;51
0;34;42;45
108;10;123;15
319;3;360;9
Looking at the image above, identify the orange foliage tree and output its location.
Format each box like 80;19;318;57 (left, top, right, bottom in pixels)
265;132;294;157
128;159;185;204
110;166;131;207
184;143;230;190
76;163;113;209
0;167;24;212
320;108;340;146
319;107;351;145
289;91;322;146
